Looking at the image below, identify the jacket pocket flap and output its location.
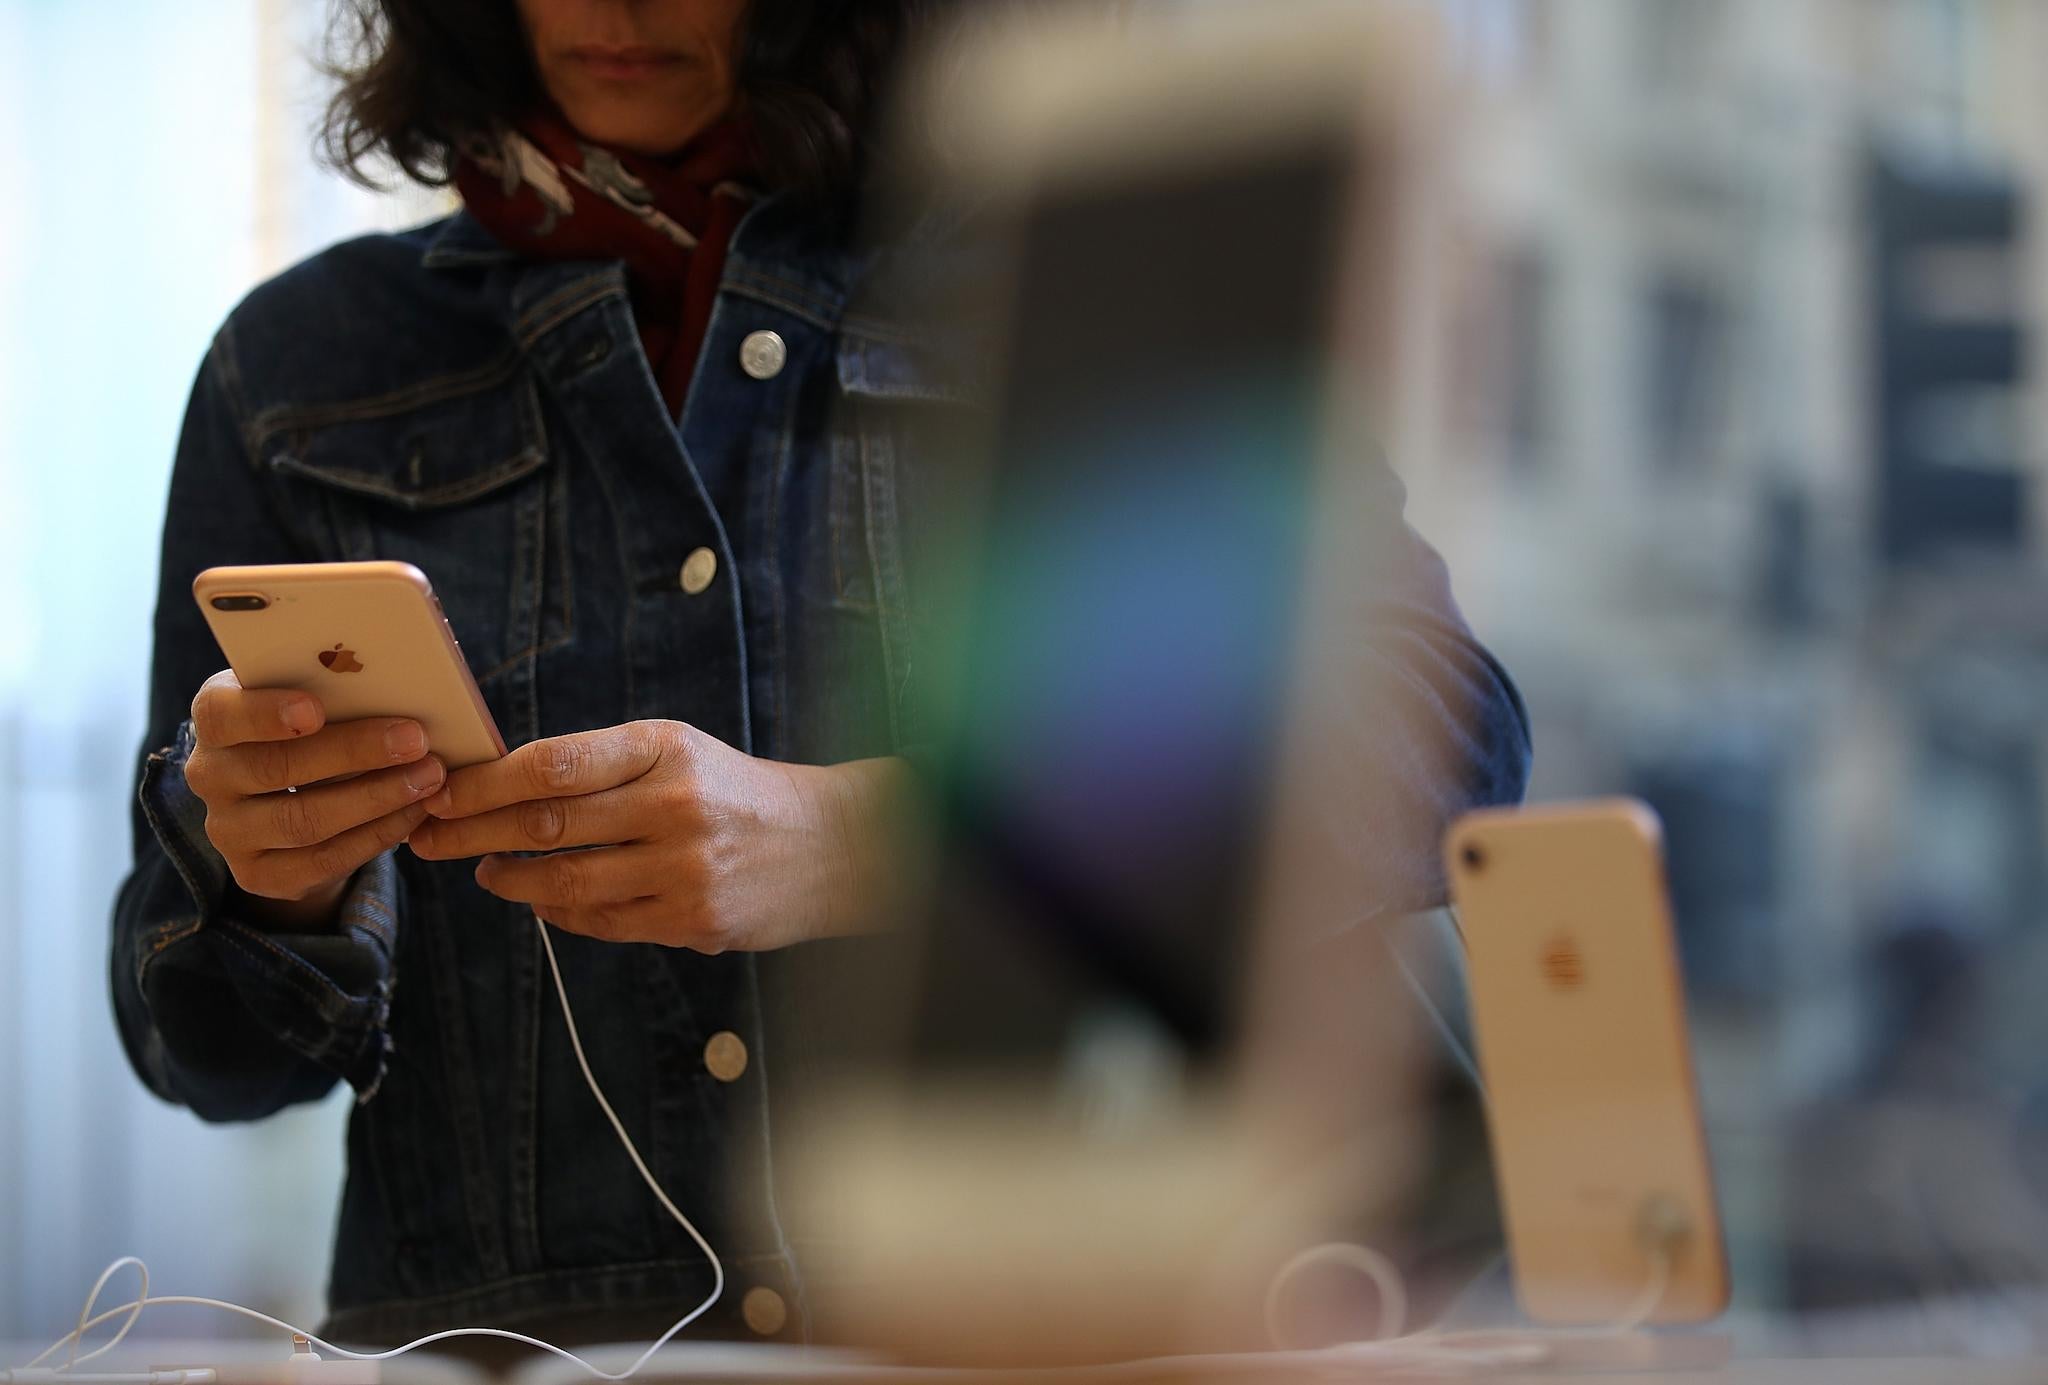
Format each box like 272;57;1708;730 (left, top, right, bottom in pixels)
260;372;548;510
835;331;985;405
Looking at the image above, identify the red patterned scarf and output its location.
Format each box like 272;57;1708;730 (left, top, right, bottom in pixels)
455;113;758;416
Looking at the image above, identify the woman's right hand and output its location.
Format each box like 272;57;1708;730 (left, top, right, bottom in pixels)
184;668;447;931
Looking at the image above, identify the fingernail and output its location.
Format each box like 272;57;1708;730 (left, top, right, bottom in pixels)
406;756;445;795
386;722;426;760
280;699;321;735
423;787;453;816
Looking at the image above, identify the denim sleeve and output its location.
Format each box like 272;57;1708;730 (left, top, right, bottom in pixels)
109;325;403;1122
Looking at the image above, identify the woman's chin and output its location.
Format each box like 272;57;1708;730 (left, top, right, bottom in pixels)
555;89;726;158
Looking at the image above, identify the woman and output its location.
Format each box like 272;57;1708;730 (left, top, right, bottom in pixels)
111;0;1531;1353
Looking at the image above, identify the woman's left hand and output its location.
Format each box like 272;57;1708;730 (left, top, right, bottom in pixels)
405;720;912;952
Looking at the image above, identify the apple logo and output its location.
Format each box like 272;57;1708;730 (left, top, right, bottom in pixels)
319;643;365;674
1541;934;1586;991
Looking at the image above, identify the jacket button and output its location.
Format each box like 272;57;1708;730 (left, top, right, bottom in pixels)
704;1030;749;1081
742;1286;787;1336
739;330;787;380
678;547;718;595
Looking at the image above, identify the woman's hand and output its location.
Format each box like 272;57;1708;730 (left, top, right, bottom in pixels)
405;720;913;952
184;669;447;930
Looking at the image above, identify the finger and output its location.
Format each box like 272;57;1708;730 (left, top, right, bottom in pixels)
540;897;667;945
212;756;446;854
548;897;732;953
190;669;325;748
250;801;434;904
426;723;671;820
407;784;661;860
472;845;664;912
198;717;432;798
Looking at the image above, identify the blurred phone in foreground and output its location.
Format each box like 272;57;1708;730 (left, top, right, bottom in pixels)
779;4;1451;1369
193;560;505;769
1445;799;1731;1325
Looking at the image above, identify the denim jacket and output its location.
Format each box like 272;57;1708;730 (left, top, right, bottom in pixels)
110;197;1532;1346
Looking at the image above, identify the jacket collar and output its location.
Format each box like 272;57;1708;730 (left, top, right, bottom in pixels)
420;208;520;270
419;198;987;401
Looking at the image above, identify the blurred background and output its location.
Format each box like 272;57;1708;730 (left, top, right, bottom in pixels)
0;0;441;1341
3;0;2048;1358
1395;0;2048;1351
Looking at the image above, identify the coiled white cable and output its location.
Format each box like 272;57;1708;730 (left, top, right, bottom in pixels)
9;915;722;1382
1258;1232;1680;1372
1263;1242;1410;1347
10;913;1682;1383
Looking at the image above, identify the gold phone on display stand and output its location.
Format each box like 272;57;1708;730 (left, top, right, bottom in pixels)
1445;799;1731;1326
192;560;506;769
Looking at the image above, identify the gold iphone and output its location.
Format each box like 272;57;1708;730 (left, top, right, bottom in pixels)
192;561;506;769
1443;799;1729;1325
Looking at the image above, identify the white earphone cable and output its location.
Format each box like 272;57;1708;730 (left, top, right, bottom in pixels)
14;914;721;1381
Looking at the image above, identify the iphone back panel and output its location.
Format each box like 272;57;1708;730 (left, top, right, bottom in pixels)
1444;799;1729;1325
192;561;506;769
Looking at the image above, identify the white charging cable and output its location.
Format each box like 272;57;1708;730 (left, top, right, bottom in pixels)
6;914;722;1383
11;911;1688;1384
1258;1204;1686;1370
1241;924;1693;1366
1262;1242;1410;1346
1;1372;215;1384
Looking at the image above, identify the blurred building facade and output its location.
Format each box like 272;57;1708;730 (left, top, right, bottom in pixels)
1411;0;2048;1318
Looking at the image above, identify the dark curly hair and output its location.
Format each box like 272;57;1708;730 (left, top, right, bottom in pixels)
321;0;936;211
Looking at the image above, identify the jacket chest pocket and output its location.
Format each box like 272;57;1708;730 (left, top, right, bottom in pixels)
819;334;983;744
256;370;573;689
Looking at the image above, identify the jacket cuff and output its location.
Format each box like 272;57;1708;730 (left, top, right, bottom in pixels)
136;720;402;1100
140;719;231;908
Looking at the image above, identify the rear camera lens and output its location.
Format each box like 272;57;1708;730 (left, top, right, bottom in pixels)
210;594;270;612
1460;844;1486;873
